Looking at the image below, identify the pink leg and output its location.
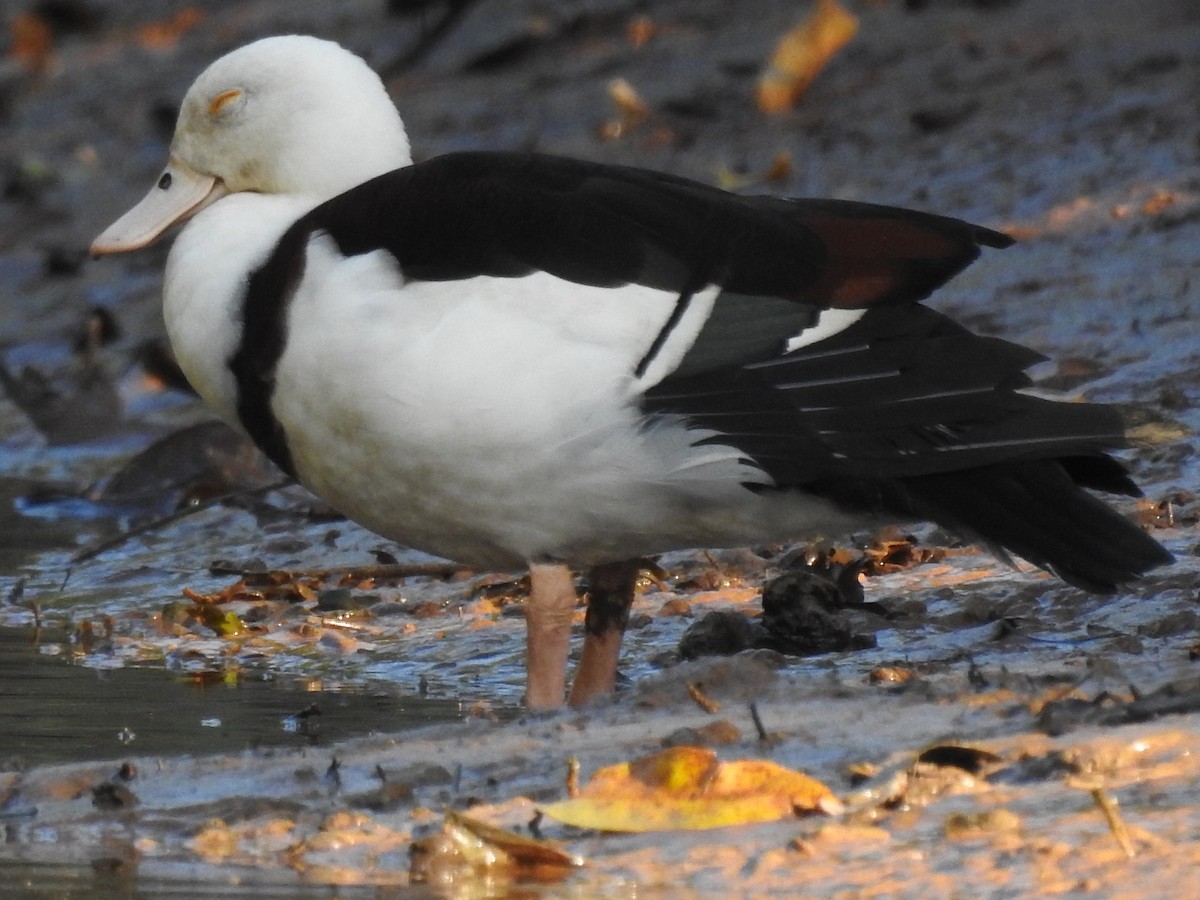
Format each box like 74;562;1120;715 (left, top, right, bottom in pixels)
524;563;578;708
567;559;642;708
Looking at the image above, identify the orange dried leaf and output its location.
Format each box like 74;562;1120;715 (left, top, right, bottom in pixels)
1141;189;1175;216
137;8;205;51
627;15;658;48
764;151;794;183
757;0;859;114
542;746;840;832
192;820;239;861
9;13;53;72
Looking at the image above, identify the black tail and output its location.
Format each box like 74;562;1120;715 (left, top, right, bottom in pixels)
898;457;1172;593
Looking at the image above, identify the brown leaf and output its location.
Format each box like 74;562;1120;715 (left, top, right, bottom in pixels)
411;810;580;881
444;810;580;868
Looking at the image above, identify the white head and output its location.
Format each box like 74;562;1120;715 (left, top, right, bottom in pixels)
93;35;411;254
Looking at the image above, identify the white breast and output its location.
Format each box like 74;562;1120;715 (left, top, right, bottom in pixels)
163;194;319;425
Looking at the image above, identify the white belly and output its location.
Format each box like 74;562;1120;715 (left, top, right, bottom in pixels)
270;239;853;567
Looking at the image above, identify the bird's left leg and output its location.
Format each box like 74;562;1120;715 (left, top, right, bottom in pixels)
567;558;642;707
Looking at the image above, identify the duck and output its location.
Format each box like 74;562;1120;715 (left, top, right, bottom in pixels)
92;35;1171;709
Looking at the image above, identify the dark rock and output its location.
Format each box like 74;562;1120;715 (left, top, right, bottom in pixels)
678;610;756;660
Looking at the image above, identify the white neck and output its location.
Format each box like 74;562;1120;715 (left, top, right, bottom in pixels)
162;193;317;426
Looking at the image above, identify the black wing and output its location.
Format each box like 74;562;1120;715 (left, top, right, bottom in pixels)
299;150;1012;307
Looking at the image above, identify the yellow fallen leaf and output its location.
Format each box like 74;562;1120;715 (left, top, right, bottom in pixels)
757;0;859;114
600;77;653;140
608;77;650;122
542;746;841;832
714;166;749;192
189;604;246;637
714;152;794;192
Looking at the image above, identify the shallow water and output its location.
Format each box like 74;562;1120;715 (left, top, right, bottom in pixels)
0;860;440;900
0;626;467;767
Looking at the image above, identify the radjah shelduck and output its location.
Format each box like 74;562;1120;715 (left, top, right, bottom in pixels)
92;36;1171;708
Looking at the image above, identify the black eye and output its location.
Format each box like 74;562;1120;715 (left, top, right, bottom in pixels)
157;172;172;190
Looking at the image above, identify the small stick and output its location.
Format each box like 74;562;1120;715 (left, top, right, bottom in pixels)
70;479;292;566
686;681;721;714
701;549;727;582
565;757;581;799
318;618;380;634
1091;787;1136;858
749;701;769;742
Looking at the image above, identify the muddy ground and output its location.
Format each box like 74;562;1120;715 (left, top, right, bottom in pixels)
1;0;1199;896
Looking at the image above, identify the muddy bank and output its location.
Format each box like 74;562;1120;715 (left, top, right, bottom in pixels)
5;660;1200;896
